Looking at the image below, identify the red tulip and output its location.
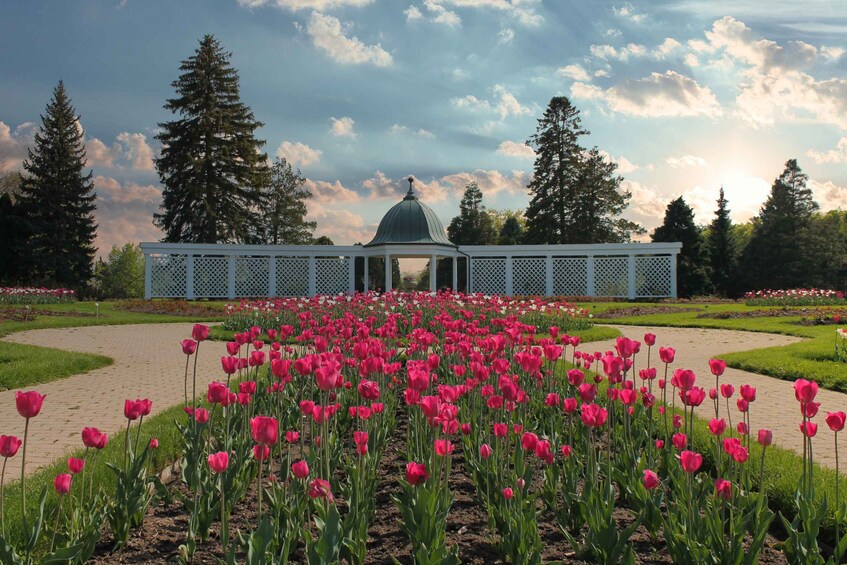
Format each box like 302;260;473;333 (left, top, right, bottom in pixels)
708;418;727;436
520;432;538;451
138;398;152;417
757;429;773;447
194;408;209;424
715;478;732;500
405;462;429;485
826;411;846;432
207;382;229;404
81;427;105;449
0;435;22;458
191;324;210;342
644;333;656;346
251;416;279;445
493;423;508;437
708;359;726;377
580;403;608;428
315;362;341;391
643;469;660;489
221;356;239;375
124;399;142;421
659;347;675;364
54;473;71;495
566;369;585;387
285;431;300;443
480;443;492;459
67;457;84;474
226;342;240;356
562;397;578;413
292;460;309;478
15;391;46;419
799;421;818;437
353;431;369;447
208;451;229;473
309;478;333;501
720;384;734;398
794;379;818;403
680;450;702;474
672;433;687;449
181;339;197;355
502;487;514;499
561;444;573;458
253;444;270;461
434;439;454;456
149;438;159;449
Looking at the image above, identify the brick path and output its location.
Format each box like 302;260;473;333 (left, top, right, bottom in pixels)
1;322;844;480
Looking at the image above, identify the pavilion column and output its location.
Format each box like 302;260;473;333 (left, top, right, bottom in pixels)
364;256;369;292
384;253;391;292
452;256;457;291
429;254;437;292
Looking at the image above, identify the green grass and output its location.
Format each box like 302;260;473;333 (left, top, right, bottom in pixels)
586;301;847;391
0;341;112;390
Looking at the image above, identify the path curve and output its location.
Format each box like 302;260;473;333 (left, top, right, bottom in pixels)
0;323;844;479
594;325;843;469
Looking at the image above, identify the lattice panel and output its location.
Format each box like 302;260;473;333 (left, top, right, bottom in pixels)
193;256;228;297
636;256;672;297
593;257;628;297
235;257;270;297
315;258;349;295
512;258;546;296
150;255;187;297
553;258;588;296
276;257;309;297
471;258;506;295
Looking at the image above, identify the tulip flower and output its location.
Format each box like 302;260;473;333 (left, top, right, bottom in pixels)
680;451;703;474
794;379;818;403
480;443;492;459
194;407;209;424
434;439;455;456
149;438;159;449
827;411;846;432
561;444;573;458
192;323;210;341
405;462;429;485
308;478;333;502
708;359;726;377
580;403;608;428
67;457;84;474
292;460;309;479
757;429;773;447
520;432;538;451
643;469;660;489
740;385;756;402
644;333;656;346
0;435;21;537
715;478;732;500
253;444;270;461
659;347;675;364
672;433;687;449
208;451;229;474
502;487;514;500
207;381;229;404
708;418;727;436
251;416;279;445
16;390;45;531
0;436;21;459
799;422;818;437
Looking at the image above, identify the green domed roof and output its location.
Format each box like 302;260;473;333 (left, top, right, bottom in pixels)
365;178;455;247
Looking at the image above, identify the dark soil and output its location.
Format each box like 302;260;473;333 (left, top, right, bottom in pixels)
0;307;96;323
593;306;701;319
697;308;847;320
115;300;224;318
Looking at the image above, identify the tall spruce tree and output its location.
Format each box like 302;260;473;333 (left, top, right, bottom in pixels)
19;81;97;288
259;157;316;244
0;167;25;282
524;97;641;243
446;182;496;245
707;187;736;296
740;159;818;291
652;197;712;298
155;35;270;243
498;216;523;245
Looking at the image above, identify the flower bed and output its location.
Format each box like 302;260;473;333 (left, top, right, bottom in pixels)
745;288;846;307
2;305;845;562
115;299;225;318
0;287;76;305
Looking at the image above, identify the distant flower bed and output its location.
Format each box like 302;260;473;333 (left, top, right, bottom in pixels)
838;327;847;363
744;288;845;306
0;287;76;304
223;290;593;336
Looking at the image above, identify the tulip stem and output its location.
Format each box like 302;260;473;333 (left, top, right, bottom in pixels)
21;418;29;533
49;495;64;554
1;457;6;539
183;354;190;409
835;433;840;550
220;475;228;553
192;340;201;412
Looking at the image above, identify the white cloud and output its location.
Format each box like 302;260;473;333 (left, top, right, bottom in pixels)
86;137;123;169
93;175;164;253
807;138;847;164
600;152;638;173
439;169;529;197
307;207;374;245
426;0;543;26
665;154;707;168
362;171;448;202
94;175;161;204
275;140;322;167
238;0;374;10
303;178;360;203
116;132;155;171
330;116;358;138
306;12;392;67
498;27;514;44
590;38;680;62
571;70;721;118
623;180;667;223
417;128;435;138
497;140;535;159
612;3;646;24
0;121;36;169
809;179;847;212
404;5;423;20
387;124;435;138
557;64;590;81
452;84;531;120
423;0;461;26
704;16;818;72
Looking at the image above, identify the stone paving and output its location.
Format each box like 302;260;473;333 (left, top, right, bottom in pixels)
1;322;845;480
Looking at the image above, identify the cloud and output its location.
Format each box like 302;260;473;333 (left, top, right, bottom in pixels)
571;70;721;118
93;175;163;253
809;179;847;212
303;178;360;204
452;84;531;120
417;0;542;26
557;64;590;81
387;124;435;138
238;0;374;10
807;138;847;164
704;16;818;72
94;175;161;204
599;152;638;173
439;169;529;198
423;0;461;26
275;140;322;167
0;122;36;169
330;116;357;138
86;137;123;169
307;207;374;245
665;154;707;168
612;2;646;24
116;132;155;171
590;38;681;62
623;180;668;222
362;171;447;202
404;5;423;20
306;12;392;67
497;140;535;159
87;131;156;171
497;28;514;44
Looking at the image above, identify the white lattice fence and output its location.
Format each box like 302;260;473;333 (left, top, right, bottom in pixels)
150;255;187;297
594;257;628;297
193;256;228;297
276;257;309;297
235;257;270;297
513;258;546;296
636;256;671;297
471;258;506;295
553;258;588;296
315;258;349;295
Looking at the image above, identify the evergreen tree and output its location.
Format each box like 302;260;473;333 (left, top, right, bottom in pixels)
707;187;737;296
446;182;496;245
19;81;97;288
740;159;818;291
0;167;25;283
652;197;711;298
524;97;641;244
259;157;316;244
498;216;523;245
313;235;335;245
155;35;270;244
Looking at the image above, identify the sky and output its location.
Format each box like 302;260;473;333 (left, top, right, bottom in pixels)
1;0;846;257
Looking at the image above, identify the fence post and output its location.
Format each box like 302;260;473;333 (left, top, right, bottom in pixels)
308;256;317;296
452;256;458;291
227;255;236;299
670;253;678;298
504;256;513;296
348;256;356;294
144;253;152;300
627;254;637;300
545;255;553;296
268;256;277;297
586;255;595;297
364;256;369;292
186;254;195;300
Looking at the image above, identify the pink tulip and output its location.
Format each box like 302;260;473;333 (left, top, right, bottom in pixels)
757;429;773;447
15;391;46;419
715;478;732;500
826;411;846;432
643;469;660;489
405;462;429;485
149;438;159;449
253;444;270;461
659;347;675;364
480;443;492;459
0;436;22;458
252;416;279;445
740;385;756;402
794;379;818;403
208;451;229;473
708;418;727;436
67;457;84;474
194;408;209;424
580;403;608;428
799;422;818;437
181;339;197;355
54;473;71;495
643;333;656;346
502;487;514;499
191;324;210;341
292;460;309;478
708;359;726;377
680;450;702;474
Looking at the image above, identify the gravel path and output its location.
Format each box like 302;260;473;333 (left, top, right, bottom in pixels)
0;322;843;480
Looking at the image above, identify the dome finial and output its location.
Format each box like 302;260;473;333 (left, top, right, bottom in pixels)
407;176;415;195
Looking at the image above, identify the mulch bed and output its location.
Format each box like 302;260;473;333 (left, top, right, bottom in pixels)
115;300;224;318
697;308;847;320
593;306;701;319
0;307;95;323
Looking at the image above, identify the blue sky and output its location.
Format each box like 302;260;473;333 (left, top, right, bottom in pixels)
1;0;845;254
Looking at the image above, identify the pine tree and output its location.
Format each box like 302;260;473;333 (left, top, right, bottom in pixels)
446;182;496;245
19;81;97;288
259;158;316;244
740;159;818;291
498;216;523;245
155;35;270;243
524;97;641;244
652;197;711;298
707;187;736;296
0;167;25;283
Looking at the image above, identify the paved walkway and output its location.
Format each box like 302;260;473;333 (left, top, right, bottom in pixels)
1;324;223;481
1;323;844;479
